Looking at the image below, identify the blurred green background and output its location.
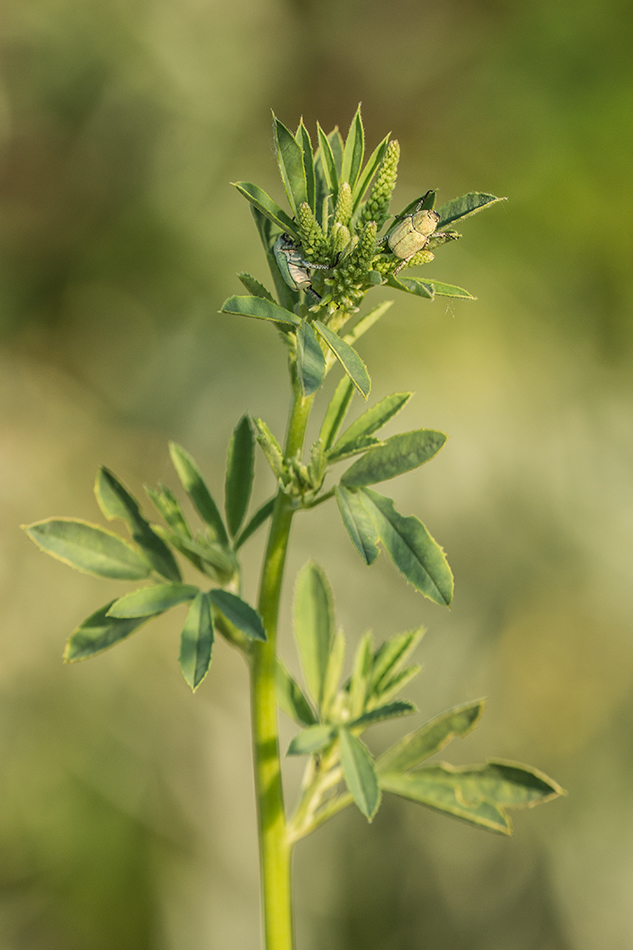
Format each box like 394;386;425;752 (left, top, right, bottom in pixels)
2;0;632;947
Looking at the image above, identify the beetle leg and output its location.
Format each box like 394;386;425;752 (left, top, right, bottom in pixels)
393;251;420;276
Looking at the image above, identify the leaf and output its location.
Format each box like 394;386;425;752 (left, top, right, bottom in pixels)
341;105;364;191
234;496;275;550
319;377;355;451
145;484;192;538
208;589;266;641
421;279;475;299
273;115;307;215
237;272;275;302
276;659;317;726
341;429;447;488
108;583;199;618
157;528;235;577
297;320;326;396
373;665;422;705
380;769;511;834
343;301;394;347
328;129;344;177
349;631;373;718
225;415;255;537
370;627;424;696
179;591;214;691
358;489;453;606
287;724;335;756
252;419;285;480
64;601;152;662
435;192;506;229
329;392;412;460
232;181;299;240
293;561;334;707
350;700;416;729
327;436;383;464
23;518;151;581
335;485;380;565
249;205;298;312
296;118;316;211
316;123;338;197
168;443;228;547
94;469;182;582
386;275;434;299
395;190;437;219
339;727;381;821
220;295;300;327
352;134;389;212
388;276;475;300
380;761;564;835
313;321;371;399
321;629;346;719
377;699;486;774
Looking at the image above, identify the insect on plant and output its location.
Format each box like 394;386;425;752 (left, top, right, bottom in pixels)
23;106;565;950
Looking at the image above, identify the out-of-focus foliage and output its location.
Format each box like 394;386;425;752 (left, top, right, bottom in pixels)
2;0;633;948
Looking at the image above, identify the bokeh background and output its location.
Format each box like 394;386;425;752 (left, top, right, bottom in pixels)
1;0;632;947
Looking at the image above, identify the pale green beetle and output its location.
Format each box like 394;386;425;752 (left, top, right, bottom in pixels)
384;190;446;274
273;234;329;301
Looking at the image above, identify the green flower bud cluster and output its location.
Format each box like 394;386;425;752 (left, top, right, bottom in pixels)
332;181;353;228
297;203;331;265
359;139;400;230
323;222;379;314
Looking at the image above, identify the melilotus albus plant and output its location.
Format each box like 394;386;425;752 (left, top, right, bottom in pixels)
24;108;564;950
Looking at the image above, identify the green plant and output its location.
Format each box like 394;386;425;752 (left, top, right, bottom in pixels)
24;107;564;950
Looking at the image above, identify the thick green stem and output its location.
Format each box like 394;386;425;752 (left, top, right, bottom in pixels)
251;379;314;950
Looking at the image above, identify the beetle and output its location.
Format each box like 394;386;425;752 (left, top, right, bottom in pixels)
273;234;330;301
383;190;447;274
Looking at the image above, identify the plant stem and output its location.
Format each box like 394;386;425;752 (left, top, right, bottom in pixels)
251;375;315;950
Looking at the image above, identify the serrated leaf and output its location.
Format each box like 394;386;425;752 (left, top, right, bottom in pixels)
465;761;566;807
370;627;424;695
377;699;486;774
108;583;199;618
319;377;355;451
157;528;234;577
330;392;412;460
380;768;511;834
273;115;307;215
232;181;299;240
220;295;300;327
343;301;394;347
234;496;275;550
335;485;380;565
225;415;255;537
359;489;453;606
341;105;364;191
349;631;373;719
297;320;326;396
350;700;416;729
435;192;506;229
179;591;214;691
24;518;151;581
339;727;380;821
276;659;317;726
421;279;475;299
327;436;383;464
252;418;285;480
321;629;346;719
296;119;316;211
373;665;422;704
249;205;298;312
395;190;437;220
287;724;335;756
341;429;447;488
94;468;182;582
316;123;338;197
145;484;192;539
64;601;151;663
168;443;229;547
352;134;389;212
293;561;334;706
328;129;344;176
313;321;371;399
208;589;266;641
237;273;275;302
386;275;434;298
